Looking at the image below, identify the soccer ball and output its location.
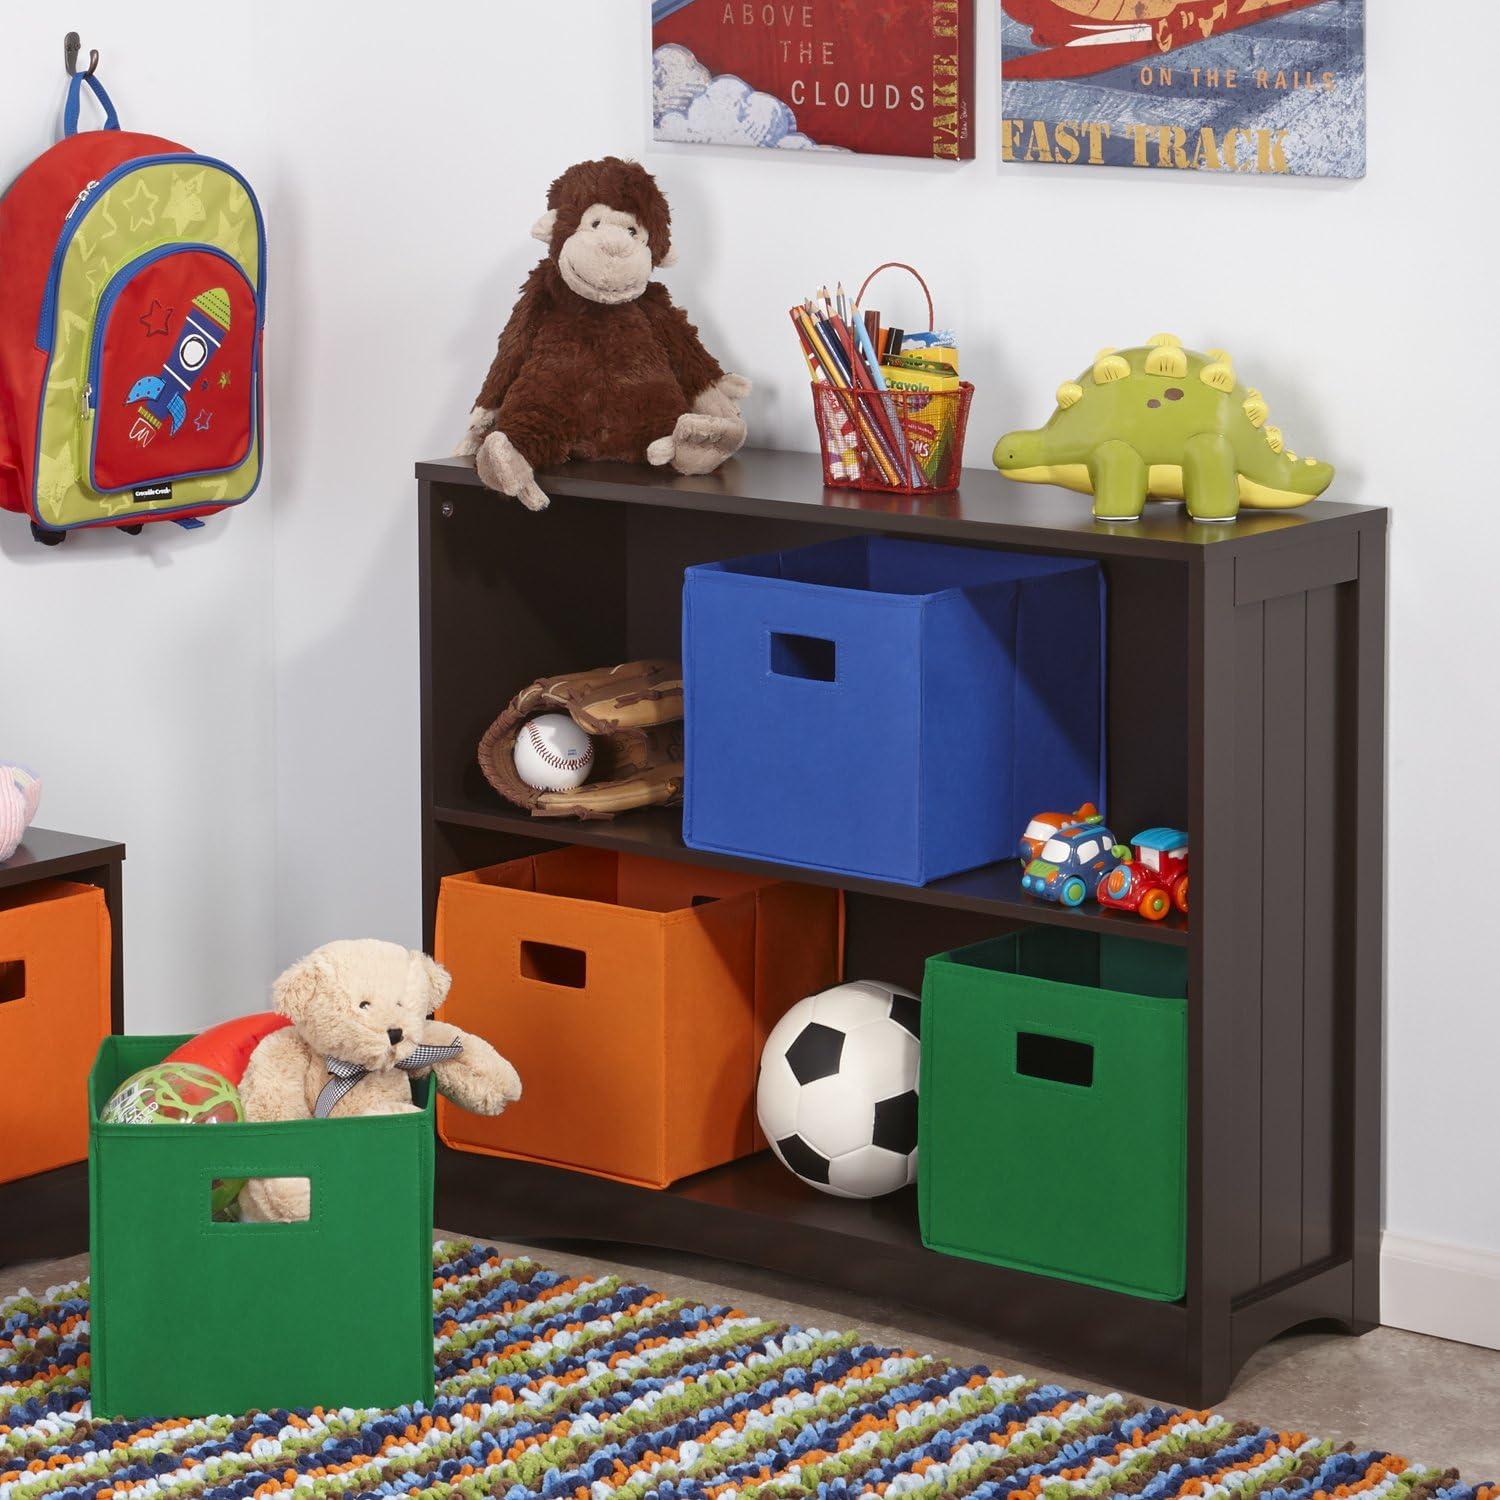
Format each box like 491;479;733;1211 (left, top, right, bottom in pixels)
757;980;920;1199
101;1061;246;1217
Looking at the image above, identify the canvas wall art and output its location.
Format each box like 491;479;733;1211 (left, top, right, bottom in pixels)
1001;0;1366;178
652;0;975;160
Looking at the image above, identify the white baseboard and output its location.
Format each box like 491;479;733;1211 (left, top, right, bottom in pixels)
1381;1231;1500;1350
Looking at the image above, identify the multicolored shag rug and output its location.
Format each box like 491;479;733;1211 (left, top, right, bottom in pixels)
1;1241;1492;1500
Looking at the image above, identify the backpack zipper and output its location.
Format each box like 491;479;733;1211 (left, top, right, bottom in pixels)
36;152;267;352
65;179;102;221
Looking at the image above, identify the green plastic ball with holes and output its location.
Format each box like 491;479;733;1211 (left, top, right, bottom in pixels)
101;1061;246;1217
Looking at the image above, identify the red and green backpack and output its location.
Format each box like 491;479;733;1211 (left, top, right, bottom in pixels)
0;69;265;544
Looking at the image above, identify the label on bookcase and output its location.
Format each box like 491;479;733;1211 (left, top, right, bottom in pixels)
651;0;974;161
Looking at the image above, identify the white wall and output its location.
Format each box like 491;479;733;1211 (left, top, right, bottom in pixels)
0;8;277;1032
6;3;1496;1333
257;5;650;960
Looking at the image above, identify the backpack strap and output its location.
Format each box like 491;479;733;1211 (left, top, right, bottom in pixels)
63;72;119;136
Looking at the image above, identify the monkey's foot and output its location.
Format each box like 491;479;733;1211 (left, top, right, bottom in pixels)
476;431;550;511
647;412;747;477
454;405;497;457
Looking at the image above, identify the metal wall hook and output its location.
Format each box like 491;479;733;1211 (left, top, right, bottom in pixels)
64;32;99;77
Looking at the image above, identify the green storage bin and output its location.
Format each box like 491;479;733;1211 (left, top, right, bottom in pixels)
89;1035;436;1418
919;929;1188;1301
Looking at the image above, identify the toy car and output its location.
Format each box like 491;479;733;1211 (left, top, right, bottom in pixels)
1017;802;1101;863
1020;822;1124;907
1096;827;1190;921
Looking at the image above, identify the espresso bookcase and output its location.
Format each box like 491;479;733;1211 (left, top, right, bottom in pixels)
417;449;1386;1406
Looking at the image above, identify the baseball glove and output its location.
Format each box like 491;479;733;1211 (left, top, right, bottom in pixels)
477;660;683;820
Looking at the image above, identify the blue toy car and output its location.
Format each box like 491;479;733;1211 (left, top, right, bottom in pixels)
1021;822;1126;908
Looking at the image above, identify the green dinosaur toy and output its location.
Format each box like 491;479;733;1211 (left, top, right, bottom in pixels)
993;335;1334;522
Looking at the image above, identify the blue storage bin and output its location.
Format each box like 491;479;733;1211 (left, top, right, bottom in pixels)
682;535;1106;886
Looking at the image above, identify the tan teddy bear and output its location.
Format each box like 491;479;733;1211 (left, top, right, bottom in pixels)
236;938;520;1223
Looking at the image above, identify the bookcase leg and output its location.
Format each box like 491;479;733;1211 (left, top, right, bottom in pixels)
100;859;125;1033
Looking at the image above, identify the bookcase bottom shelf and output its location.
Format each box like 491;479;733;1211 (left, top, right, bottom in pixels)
0;1149;1370;1413
434;1145;1365;1408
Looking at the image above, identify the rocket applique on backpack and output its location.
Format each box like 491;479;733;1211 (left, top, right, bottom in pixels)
126;286;233;446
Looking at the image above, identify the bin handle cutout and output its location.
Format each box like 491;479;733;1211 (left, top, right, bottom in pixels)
0;960;24;1004
213;1177;312;1224
770;632;837;683
1015;1031;1094;1088
520;940;587;989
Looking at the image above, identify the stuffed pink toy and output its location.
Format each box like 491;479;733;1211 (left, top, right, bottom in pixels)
0;766;40;862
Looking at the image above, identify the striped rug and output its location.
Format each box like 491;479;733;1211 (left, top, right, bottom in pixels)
1;1241;1492;1500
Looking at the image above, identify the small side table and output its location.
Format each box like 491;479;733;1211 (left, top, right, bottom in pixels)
0;828;125;1268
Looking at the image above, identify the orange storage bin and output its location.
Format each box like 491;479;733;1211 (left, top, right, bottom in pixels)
0;879;110;1184
436;848;842;1188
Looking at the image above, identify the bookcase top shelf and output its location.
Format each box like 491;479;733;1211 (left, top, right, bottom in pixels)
0;828;124;892
416;450;1384;561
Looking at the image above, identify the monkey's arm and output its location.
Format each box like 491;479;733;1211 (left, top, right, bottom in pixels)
637;283;749;477
638;283;727;403
472;331;585;511
636;280;750;468
455;265;548;456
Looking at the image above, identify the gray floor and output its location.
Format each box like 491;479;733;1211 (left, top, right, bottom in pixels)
6;1235;1498;1482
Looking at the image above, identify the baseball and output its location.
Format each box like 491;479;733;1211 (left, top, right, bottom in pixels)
513;713;594;792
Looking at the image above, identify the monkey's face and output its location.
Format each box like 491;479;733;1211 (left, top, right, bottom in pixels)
556;203;656;305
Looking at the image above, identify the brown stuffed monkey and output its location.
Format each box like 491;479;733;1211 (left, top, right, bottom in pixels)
456;157;749;511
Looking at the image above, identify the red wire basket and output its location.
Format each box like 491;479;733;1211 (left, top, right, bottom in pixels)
810;262;972;496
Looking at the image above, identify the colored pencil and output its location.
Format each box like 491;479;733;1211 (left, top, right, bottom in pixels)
853;303;923;486
812;313;855;385
842;307;917;485
794;312;863;479
789;310;821;379
799;309;903;484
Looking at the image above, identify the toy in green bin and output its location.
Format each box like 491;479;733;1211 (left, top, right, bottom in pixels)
100;1061;246;1219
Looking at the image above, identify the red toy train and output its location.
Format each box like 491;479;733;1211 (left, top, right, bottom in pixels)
1096;826;1189;922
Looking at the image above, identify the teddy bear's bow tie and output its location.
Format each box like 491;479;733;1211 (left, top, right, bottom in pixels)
314;1042;463;1119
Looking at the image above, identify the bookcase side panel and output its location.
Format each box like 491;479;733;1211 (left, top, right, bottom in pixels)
1227;575;1356;1301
